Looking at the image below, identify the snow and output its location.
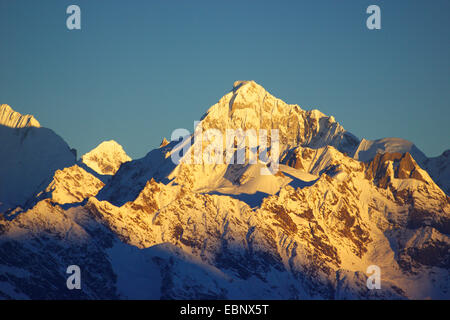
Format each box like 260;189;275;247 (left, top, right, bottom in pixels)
353;137;427;164
352;138;449;196
107;241;162;299
0;104;40;128
0;108;76;212
425;150;450;195
44;165;105;204
81;140;131;175
0;81;448;300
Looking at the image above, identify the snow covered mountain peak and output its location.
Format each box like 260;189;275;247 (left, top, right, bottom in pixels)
228;80;273;112
1;85;449;300
0;104;40;128
81;140;131;175
232;80;254;89
199;80;359;155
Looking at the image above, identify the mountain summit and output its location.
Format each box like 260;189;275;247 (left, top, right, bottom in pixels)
97;81;360;205
81;140;131;176
199;80;359;155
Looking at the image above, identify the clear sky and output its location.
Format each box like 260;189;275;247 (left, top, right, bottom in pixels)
1;0;449;159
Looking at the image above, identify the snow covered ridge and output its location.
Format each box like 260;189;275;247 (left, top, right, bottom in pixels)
0;106;132;214
0;106;76;213
0;104;40;128
0;81;449;299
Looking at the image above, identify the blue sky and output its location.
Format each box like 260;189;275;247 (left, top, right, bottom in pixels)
0;0;449;158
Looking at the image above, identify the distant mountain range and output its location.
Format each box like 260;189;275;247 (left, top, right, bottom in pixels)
0;81;448;299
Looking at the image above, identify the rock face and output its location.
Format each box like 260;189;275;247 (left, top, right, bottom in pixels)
0;81;449;300
353;138;450;196
365;152;431;188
